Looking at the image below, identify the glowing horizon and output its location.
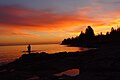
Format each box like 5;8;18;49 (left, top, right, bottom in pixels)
0;0;120;45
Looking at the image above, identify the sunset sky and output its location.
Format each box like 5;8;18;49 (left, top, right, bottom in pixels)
0;0;120;45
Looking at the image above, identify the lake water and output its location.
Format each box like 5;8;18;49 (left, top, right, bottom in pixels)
54;69;80;76
0;43;88;64
0;43;89;76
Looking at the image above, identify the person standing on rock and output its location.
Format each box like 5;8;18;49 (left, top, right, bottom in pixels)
27;44;31;54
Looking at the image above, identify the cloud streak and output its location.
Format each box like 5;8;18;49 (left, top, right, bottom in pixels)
0;5;104;30
0;4;120;43
98;1;120;5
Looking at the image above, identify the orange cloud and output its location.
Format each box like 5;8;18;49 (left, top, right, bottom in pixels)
0;5;120;44
0;5;104;32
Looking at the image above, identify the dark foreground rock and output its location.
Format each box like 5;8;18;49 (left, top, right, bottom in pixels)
0;45;120;80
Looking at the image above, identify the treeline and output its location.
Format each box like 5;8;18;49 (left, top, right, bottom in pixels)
61;26;120;47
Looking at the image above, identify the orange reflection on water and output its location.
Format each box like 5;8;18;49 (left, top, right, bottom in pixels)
54;69;80;76
0;44;88;64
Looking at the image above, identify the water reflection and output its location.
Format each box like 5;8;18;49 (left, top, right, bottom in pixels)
0;44;89;64
54;69;79;76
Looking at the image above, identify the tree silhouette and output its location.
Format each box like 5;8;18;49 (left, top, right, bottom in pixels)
61;26;120;48
85;26;95;37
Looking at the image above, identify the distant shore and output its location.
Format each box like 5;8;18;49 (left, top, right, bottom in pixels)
0;43;59;46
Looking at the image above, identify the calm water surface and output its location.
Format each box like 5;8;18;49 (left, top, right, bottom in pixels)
0;44;88;64
0;44;88;76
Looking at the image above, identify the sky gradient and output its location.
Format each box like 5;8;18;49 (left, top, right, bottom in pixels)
0;0;120;45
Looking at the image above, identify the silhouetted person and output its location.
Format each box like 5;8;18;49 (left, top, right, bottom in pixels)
27;44;31;54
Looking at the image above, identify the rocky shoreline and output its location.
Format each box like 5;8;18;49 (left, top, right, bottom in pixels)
0;45;120;80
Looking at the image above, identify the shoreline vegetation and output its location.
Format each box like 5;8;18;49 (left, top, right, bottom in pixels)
61;26;120;48
0;26;120;80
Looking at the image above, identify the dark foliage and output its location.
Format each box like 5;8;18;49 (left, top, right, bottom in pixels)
61;26;120;47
